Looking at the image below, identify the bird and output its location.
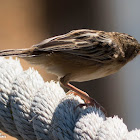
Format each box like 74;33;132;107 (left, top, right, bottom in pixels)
0;29;140;112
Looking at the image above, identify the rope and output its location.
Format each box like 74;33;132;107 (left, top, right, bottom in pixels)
0;57;140;140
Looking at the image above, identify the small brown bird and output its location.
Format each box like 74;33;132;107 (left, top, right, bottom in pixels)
0;29;140;111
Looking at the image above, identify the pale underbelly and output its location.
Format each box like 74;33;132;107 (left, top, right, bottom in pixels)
70;66;118;82
47;63;122;82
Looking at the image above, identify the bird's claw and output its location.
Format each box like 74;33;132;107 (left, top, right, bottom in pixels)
76;97;107;116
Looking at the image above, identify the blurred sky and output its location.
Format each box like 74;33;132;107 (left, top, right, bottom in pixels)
0;1;140;138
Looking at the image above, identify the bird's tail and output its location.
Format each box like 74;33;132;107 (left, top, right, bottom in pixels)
0;48;32;57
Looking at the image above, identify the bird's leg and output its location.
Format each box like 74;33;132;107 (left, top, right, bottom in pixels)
64;83;100;106
65;83;90;103
60;76;107;115
60;76;90;103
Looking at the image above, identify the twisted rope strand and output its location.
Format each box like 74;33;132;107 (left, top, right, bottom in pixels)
0;57;139;140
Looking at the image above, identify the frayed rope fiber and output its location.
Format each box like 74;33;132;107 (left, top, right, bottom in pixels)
0;57;140;140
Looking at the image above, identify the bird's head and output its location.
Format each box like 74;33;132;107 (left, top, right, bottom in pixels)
116;33;140;62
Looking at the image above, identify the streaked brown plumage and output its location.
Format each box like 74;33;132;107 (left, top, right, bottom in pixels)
0;29;140;113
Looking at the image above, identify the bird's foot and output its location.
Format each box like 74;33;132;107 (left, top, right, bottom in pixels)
76;96;107;116
82;97;107;116
67;90;107;116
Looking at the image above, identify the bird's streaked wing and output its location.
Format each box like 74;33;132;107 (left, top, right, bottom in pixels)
33;29;123;63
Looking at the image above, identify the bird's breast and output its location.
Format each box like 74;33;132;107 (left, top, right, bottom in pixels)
69;63;123;82
42;53;124;82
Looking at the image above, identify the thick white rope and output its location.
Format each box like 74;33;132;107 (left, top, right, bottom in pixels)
0;57;140;140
